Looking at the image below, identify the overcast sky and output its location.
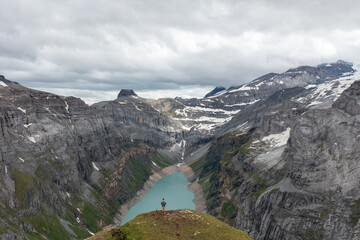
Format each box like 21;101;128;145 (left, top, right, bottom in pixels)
1;0;360;103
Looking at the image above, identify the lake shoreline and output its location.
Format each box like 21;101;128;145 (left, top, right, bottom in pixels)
179;164;207;213
113;163;207;225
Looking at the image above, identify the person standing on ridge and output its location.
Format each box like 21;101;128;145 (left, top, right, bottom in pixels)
161;198;166;215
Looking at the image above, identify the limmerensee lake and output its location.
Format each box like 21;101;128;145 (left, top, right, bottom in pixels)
121;171;195;225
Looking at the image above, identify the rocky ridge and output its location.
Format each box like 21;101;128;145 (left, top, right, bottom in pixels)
1;60;360;239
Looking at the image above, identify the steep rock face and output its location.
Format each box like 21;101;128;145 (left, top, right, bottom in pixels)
93;91;180;147
189;66;360;239
0;79;180;239
189;87;308;234
240;82;360;239
244;81;360;239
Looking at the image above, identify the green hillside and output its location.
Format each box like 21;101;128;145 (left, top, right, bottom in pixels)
87;209;252;240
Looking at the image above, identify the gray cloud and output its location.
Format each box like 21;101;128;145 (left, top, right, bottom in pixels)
1;0;360;102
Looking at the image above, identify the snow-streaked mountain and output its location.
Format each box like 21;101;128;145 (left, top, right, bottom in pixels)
1;60;360;239
149;60;358;138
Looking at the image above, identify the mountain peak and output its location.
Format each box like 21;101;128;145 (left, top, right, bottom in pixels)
336;59;353;66
333;80;360;116
204;86;226;98
117;89;137;98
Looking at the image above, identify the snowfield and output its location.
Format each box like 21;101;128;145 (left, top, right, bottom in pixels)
262;128;291;148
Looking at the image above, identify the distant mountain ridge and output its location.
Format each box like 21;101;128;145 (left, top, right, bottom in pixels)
1;60;360;239
204;86;226;98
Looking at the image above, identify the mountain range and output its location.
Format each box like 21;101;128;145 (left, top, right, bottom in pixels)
1;60;360;239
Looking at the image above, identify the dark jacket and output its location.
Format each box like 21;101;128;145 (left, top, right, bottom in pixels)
161;201;166;207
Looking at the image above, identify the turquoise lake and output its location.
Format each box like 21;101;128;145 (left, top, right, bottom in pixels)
121;171;195;225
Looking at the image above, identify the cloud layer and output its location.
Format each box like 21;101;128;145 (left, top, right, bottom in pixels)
1;0;360;102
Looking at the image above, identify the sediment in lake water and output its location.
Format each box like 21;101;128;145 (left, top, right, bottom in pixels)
113;163;206;225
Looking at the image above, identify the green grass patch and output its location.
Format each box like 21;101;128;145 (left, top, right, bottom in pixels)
350;214;358;226
10;169;35;202
0;226;7;234
80;201;102;233
117;152;174;203
25;214;72;240
0;203;15;218
25;232;47;240
190;155;207;174
349;198;360;226
221;200;237;225
100;168;113;180
201;174;213;196
225;142;250;157
305;230;323;240
68;224;90;239
250;186;271;197
62;203;90;239
88;209;252;240
150;152;174;168
248;170;267;186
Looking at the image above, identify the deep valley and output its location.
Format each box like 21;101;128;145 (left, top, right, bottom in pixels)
1;60;360;239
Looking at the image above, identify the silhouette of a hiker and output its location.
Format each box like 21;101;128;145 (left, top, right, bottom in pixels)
161;198;166;215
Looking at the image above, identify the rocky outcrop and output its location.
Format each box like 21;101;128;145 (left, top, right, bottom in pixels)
117;89;137;98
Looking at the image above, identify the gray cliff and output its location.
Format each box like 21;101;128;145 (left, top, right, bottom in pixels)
1;60;360;239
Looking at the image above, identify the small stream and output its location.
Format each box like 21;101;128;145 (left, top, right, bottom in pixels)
121;171;195;225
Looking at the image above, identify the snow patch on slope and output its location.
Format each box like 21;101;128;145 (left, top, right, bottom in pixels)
24;123;33;128
17;107;26;113
0;81;7;87
262;128;291;148
175;106;240;116
224;99;260;107
304;62;360;104
92;162;99;171
28;136;36;143
132;103;142;111
229;84;258;93
64;101;69;113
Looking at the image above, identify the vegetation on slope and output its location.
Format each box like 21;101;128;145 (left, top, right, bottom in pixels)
190;129;255;224
86;209;252;240
190;127;286;228
0;149;175;240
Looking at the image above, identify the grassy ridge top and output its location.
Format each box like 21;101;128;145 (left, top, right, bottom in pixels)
87;209;252;240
